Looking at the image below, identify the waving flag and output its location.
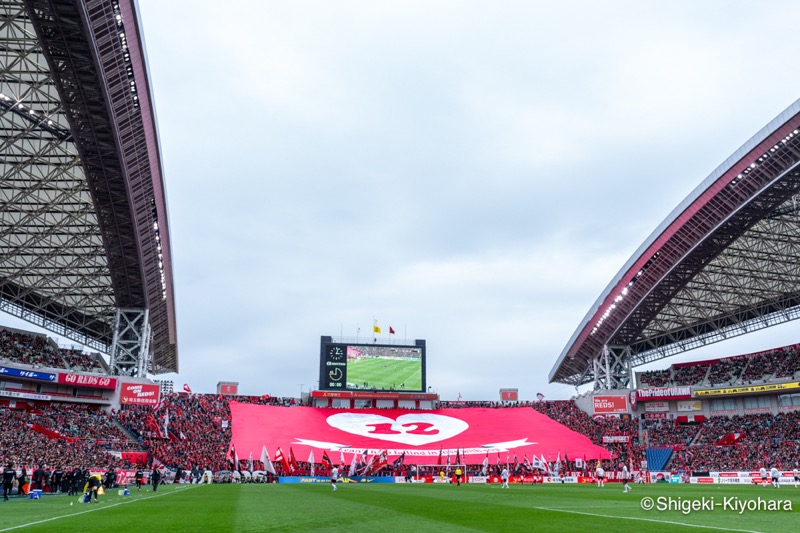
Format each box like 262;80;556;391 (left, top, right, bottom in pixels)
261;445;276;475
389;326;395;334
392;452;406;469
482;454;489;475
183;384;192;394
531;455;547;471
308;451;315;476
289;447;299;472
349;452;358;476
321;451;333;469
368;450;389;475
228;442;239;469
360;454;375;475
275;448;291;473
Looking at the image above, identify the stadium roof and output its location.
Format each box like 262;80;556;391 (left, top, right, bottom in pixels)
550;99;800;386
0;0;177;372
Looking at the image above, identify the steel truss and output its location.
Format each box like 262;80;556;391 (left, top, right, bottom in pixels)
109;307;150;377
0;0;177;374
0;0;115;350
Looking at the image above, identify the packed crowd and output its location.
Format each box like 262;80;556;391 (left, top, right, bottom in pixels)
639;344;800;388
59;348;106;373
0;329;63;369
642;418;700;446
0;329;107;374
639;369;671;387
669;442;800;472
0;406;134;473
115;393;295;471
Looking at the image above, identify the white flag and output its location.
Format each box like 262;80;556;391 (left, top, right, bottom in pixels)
308;451;315;477
340;449;345;466
531;455;547;471
349;452;358;476
261;445;276;475
162;411;169;439
481;456;488;476
248;452;253;472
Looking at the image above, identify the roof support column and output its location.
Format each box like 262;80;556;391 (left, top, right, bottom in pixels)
109;308;151;377
594;345;632;390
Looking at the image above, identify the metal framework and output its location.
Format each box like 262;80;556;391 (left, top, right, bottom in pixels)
551;100;800;387
0;0;177;375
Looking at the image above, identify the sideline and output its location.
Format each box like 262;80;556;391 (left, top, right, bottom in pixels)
533;505;765;533
0;485;199;532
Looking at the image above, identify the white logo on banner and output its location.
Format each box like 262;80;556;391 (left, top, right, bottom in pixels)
326;413;469;446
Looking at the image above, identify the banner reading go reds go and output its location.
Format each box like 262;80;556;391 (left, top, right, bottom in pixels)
120;382;160;406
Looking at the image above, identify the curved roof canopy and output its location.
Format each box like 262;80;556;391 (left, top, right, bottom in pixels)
551;100;800;386
0;0;177;372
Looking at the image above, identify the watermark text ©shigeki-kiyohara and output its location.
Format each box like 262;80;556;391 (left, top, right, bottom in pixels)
640;496;793;515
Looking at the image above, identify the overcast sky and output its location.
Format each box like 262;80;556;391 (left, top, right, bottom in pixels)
5;1;800;401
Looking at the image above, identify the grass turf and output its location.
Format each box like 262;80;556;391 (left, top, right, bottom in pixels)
346;358;422;390
2;482;798;532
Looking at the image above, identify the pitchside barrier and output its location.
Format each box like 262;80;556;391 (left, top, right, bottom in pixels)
689;472;799;484
279;476;395;484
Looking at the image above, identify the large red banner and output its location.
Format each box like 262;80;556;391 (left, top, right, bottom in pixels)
120;383;160;406
229;403;613;464
58;373;117;390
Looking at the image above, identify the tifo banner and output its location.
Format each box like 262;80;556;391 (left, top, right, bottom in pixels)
229;404;614;465
58;373;117;390
593;395;628;414
120;383;160;406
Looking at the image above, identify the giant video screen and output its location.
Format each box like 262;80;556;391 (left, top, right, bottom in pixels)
319;337;426;392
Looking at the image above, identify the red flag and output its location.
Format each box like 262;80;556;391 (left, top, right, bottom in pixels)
289;447;299;472
227;442;239;469
183;384;192;393
389;326;395;334
368;450;389;475
455;448;461;466
275;447;291;473
437;447;442;465
321;451;333;468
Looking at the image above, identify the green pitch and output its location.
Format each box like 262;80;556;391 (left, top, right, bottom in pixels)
346;358;422;390
2;482;798;532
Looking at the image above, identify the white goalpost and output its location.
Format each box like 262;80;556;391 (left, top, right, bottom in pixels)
410;464;468;483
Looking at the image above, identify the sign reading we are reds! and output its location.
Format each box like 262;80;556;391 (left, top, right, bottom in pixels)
120;382;160;405
593;395;628;414
57;373;117;390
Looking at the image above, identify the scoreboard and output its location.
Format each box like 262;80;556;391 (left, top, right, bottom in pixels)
318;336;426;392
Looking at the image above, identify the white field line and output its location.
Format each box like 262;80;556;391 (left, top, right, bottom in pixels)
532;505;765;533
0;485;198;532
